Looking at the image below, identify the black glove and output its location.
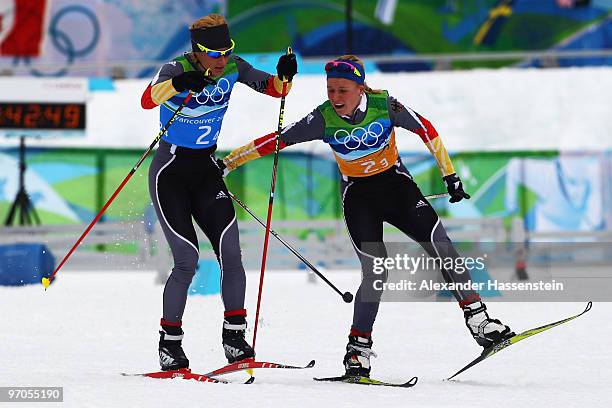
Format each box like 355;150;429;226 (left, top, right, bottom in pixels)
172;71;216;93
443;173;471;203
212;157;229;178
276;53;297;82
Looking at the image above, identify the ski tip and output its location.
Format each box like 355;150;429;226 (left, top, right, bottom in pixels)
585;301;593;313
306;360;316;368
245;376;255;384
405;376;418;387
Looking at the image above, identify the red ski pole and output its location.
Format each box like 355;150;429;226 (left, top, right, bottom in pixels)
41;92;193;290
251;48;292;350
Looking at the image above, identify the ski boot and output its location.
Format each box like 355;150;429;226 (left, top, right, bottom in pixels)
462;300;515;348
343;334;377;378
158;323;189;371
222;314;255;363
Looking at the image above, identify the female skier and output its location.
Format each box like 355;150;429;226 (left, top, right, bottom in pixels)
141;13;297;371
219;55;513;378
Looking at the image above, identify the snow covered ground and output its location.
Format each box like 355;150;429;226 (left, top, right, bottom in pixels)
1;270;609;408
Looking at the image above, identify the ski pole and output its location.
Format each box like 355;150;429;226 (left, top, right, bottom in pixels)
251;47;293;350
425;192;449;200
231;192;448;301
228;191;353;303
41;92;194;290
233;192;446;303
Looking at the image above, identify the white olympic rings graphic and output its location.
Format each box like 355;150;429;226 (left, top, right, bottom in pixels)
333;121;385;150
194;77;231;104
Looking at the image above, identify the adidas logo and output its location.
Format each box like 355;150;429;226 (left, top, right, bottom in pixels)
159;349;176;366
223;344;242;358
415;200;428;208
216;191;228;200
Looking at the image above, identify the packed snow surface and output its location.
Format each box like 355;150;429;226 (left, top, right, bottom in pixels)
1;271;609;407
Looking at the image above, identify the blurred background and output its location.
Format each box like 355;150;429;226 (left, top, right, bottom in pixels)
0;0;611;281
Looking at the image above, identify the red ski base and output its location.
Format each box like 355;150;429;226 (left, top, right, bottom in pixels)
205;358;316;377
122;359;314;383
121;368;227;383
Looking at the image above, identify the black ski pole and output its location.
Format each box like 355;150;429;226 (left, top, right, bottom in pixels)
229;191;353;303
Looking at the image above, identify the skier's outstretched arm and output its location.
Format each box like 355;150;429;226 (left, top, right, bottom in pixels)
222;109;325;172
235;53;297;98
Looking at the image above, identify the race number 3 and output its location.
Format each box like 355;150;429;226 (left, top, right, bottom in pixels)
360;158;389;174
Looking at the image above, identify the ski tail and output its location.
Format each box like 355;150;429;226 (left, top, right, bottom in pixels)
121;368;227;383
447;302;592;380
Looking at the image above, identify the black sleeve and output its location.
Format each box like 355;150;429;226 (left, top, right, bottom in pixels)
151;60;186;85
280;109;326;145
387;95;426;133
233;55;274;94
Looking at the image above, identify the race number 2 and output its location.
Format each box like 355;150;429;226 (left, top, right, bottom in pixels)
196;125;219;145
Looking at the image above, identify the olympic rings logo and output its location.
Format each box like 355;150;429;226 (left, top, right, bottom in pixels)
194;77;231;105
333;121;385;150
28;5;100;77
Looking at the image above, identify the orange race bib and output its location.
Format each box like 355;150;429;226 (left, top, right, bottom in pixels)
333;131;399;177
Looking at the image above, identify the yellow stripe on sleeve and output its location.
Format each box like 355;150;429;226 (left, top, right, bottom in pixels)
424;136;455;177
151;79;180;105
273;75;293;95
223;141;261;171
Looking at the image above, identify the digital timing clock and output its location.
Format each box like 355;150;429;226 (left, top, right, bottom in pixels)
0;102;86;130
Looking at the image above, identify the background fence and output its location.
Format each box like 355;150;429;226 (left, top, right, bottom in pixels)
1;147;610;229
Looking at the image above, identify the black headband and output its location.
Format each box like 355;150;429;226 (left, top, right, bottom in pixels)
190;24;232;51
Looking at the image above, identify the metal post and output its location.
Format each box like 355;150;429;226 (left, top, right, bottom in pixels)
346;0;353;54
